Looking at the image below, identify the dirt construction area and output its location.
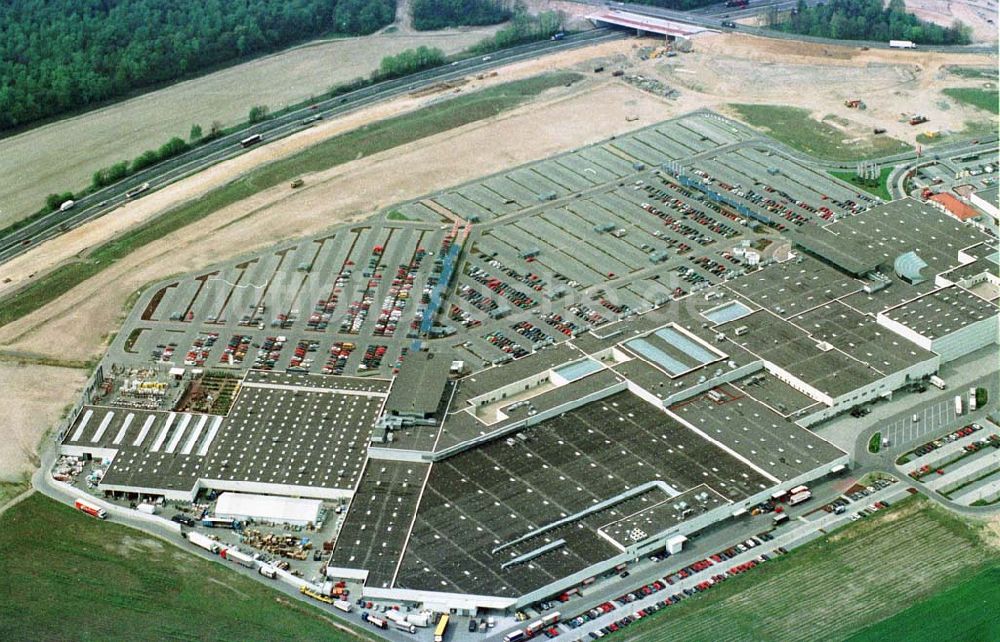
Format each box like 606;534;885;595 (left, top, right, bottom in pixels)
0;27;498;228
0;32;995;481
0;362;88;482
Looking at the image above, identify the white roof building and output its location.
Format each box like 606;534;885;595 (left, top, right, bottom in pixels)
214;492;322;526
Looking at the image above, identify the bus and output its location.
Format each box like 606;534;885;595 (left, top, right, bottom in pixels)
240;133;263;148
434;614;450;642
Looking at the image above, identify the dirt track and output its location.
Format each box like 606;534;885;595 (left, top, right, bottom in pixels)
0;362;87;481
0;27;499;228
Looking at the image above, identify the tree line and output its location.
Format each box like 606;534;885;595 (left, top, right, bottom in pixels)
772;0;970;44
470;10;563;54
411;0;513;31
0;0;395;132
374;47;447;81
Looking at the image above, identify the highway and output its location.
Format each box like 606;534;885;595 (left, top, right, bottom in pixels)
583;0;996;53
0;29;623;266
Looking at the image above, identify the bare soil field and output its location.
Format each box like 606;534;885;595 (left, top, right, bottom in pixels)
0;361;87;481
648;33;998;145
0;27;498;228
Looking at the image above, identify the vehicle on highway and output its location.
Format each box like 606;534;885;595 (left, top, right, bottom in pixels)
240;133;263;148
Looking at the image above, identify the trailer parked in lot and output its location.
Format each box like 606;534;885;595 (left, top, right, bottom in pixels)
969;388;977;412
955;395;963;415
186;531;220;554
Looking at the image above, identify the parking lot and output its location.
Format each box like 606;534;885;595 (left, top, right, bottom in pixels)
881;397;962;448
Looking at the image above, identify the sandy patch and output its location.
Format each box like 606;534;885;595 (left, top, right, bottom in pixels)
0;362;88;482
0;27;499;227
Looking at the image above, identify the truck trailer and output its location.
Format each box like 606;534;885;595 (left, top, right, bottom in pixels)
955;395;963;415
74;498;107;520
220;547;255;568
186;531;220;554
929;375;946;390
888;40;916;48
969;388;977;412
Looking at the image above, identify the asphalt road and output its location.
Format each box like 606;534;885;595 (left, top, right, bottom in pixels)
0;29;623;266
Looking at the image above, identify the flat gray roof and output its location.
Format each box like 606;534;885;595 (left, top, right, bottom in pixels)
792;198;987;277
883;286;999;339
384;351;450;416
719;310;881;399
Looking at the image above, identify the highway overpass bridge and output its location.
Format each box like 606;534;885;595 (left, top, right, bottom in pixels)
588;9;715;39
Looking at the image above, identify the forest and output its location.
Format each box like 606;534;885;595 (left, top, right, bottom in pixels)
772;0;970;44
0;0;395;132
411;0;513;31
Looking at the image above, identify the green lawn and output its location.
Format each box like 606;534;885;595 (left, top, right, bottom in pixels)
0;72;581;329
615;496;995;642
848;564;1000;642
829;166;894;201
868;431;882;453
0;493;374;641
729;104;912;162
942;87;1000;115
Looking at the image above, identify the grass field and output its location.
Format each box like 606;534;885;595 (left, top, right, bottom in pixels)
948;66;998;80
616;496;996;642
829;166;893;201
848;564;1000;642
729;104;912;162
0;72;580;329
917;119;996;145
942;87;1000;115
0;493;374;641
0;29;497;228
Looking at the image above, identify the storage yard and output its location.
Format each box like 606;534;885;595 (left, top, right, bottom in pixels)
31;101;1000;639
